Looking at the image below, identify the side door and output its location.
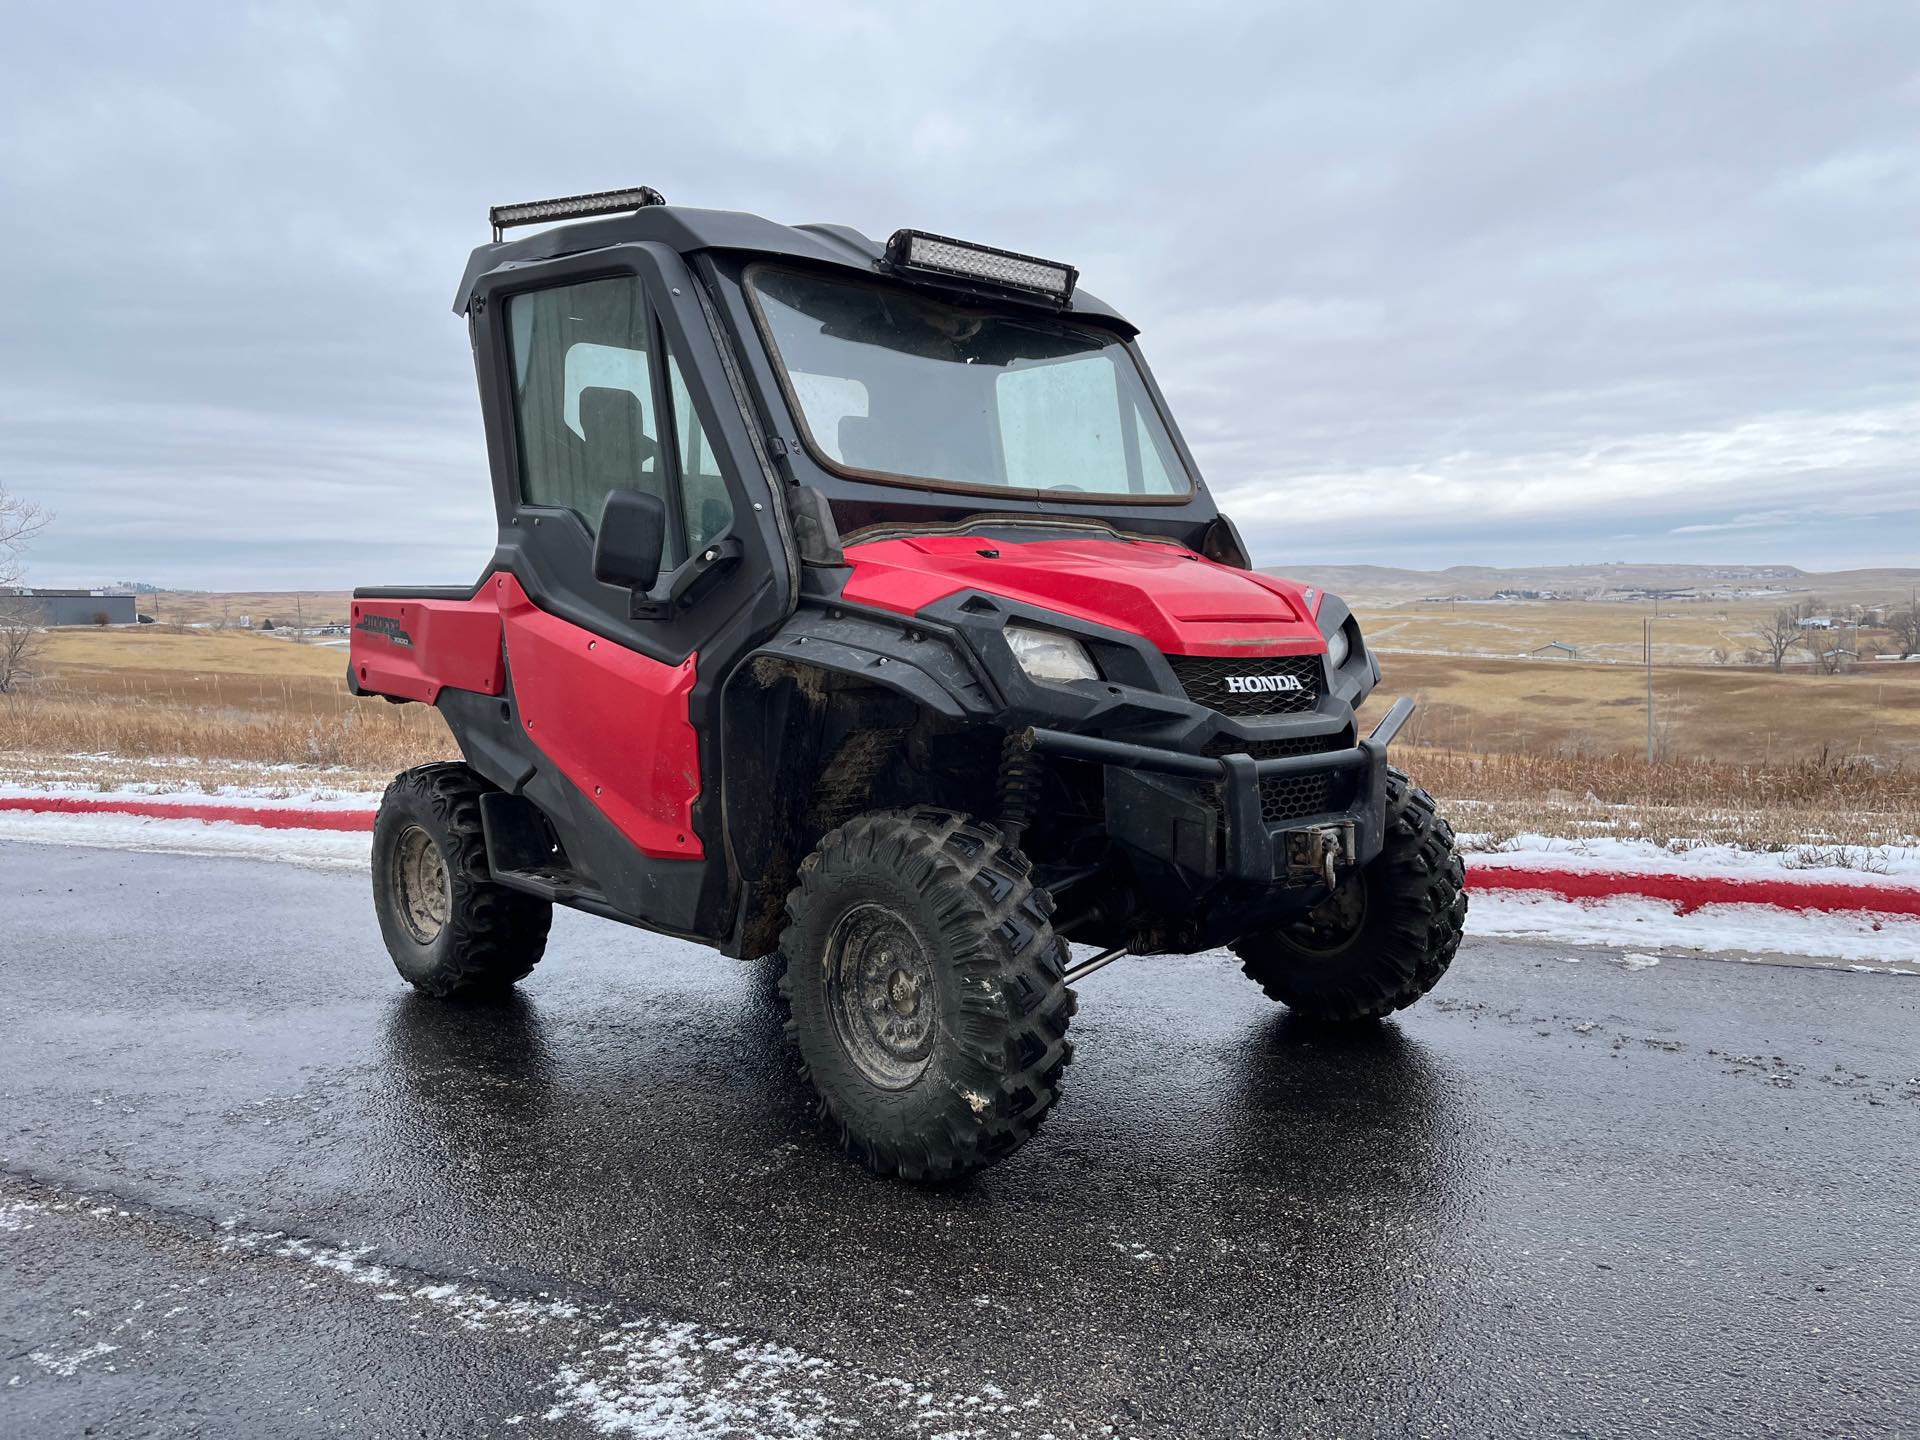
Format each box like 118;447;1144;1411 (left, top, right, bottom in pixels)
468;244;794;939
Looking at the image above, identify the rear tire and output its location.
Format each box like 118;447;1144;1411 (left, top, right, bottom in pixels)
1233;770;1466;1021
777;808;1075;1181
372;763;552;998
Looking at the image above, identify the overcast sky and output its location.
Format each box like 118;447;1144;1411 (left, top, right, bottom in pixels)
2;1;1915;589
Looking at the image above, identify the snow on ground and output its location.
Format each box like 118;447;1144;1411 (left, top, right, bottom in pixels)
1470;889;1920;970
1462;831;1920;885
2;1182;1048;1438
5;785;1920;965
0;779;383;812
0;809;371;870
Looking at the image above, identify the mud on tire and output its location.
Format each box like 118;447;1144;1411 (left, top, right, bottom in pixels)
372;762;553;999
777;808;1076;1182
1233;769;1467;1022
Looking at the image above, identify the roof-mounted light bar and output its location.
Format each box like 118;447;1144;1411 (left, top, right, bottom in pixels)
489;186;666;242
884;229;1078;304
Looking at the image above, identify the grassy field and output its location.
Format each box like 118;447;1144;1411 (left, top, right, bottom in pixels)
1357;652;1920;765
39;627;354;677
142;590;354;629
1354;595;1909;665
1;628;453;787
3;608;1916;849
1359;598;1784;663
1390;748;1919;855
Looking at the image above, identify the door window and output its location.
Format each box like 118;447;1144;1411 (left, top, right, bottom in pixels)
508;275;732;570
507;275;682;565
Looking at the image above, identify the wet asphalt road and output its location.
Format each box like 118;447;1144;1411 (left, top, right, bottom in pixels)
3;840;1918;1439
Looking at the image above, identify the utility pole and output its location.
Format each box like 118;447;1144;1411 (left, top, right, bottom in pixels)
1644;616;1656;764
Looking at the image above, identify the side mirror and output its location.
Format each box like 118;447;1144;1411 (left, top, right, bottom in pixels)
593;489;668;593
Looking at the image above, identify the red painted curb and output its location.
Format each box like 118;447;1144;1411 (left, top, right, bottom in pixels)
1466;865;1920;918
2;797;1916;917
0;797;374;833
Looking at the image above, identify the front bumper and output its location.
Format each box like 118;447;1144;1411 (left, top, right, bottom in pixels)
1025;696;1415;897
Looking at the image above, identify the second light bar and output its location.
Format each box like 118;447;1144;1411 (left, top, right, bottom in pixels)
884;229;1077;303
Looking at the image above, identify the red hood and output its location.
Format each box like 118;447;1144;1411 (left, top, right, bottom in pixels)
840;535;1326;657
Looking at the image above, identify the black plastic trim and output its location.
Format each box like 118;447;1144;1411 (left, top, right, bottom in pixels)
353;582;484;601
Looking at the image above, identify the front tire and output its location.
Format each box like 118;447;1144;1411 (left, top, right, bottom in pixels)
372;763;553;998
777;808;1075;1181
1233;770;1467;1021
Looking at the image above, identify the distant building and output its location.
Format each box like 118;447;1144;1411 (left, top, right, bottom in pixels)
0;588;138;626
1530;641;1579;658
1796;616;1835;630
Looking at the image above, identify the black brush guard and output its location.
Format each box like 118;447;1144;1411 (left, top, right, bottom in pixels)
1023;697;1416;891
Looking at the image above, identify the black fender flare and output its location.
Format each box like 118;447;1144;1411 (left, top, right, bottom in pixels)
724;604;999;722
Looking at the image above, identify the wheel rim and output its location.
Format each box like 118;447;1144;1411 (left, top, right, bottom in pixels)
1279;871;1369;956
824;901;939;1090
392;824;452;945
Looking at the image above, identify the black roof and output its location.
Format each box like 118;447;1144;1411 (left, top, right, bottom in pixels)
453;205;1134;333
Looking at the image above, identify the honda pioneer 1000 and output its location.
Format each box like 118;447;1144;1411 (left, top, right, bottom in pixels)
350;188;1467;1180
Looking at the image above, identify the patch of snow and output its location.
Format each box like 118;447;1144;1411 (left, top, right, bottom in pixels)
0;809;370;869
0;1199;46;1232
0;779;382;811
1466;832;1920;886
209;1221;1037;1438
1619;952;1664;970
1470;890;1920;966
29;1342;118;1378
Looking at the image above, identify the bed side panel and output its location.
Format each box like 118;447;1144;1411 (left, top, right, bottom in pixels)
350;594;507;704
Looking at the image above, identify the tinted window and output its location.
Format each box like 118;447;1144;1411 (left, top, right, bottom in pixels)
507;276;680;564
750;267;1191;499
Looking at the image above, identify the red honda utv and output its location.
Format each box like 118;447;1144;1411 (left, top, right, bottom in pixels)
350;187;1467;1181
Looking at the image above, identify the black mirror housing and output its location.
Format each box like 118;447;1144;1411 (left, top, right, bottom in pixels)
593;489;668;593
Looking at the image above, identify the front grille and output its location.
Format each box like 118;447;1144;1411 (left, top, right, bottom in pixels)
1200;733;1353;825
1166;654;1322;717
1200;734;1339;761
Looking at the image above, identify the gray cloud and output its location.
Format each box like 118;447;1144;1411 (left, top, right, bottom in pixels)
1;0;1914;587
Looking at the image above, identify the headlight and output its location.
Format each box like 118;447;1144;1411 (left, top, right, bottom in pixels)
1325;624;1351;671
1005;625;1098;684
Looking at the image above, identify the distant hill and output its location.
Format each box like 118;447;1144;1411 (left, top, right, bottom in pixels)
1260;562;1920;607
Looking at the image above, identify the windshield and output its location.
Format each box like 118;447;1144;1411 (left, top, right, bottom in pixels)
748;267;1193;501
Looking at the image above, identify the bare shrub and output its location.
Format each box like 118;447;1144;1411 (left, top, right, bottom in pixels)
0;601;43;693
1752;607;1804;672
1808;632;1853;676
0;484;49;590
1888;605;1919;660
0;483;50;693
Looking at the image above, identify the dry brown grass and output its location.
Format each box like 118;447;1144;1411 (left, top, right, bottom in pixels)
143;590;354;628
0;668;454;779
1403;746;1918;808
1395;746;1920;853
1355;597;1815;663
1352;593;1914;662
6;604;1916;853
1357;652;1920;766
39;627;353;677
1;626;454;776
